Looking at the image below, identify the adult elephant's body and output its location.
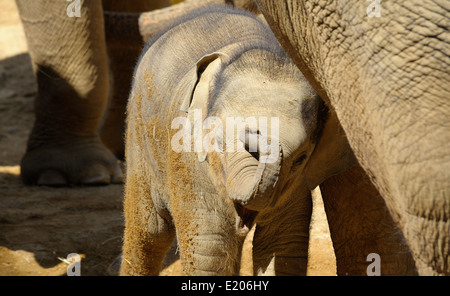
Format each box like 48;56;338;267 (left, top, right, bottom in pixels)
256;0;449;275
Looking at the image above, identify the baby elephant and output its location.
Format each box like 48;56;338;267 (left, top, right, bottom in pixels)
122;5;329;276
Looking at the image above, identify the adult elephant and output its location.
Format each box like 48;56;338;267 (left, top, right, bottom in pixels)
255;0;449;275
16;0;172;186
16;0;256;186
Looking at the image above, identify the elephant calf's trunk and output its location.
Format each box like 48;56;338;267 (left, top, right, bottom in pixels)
227;133;282;211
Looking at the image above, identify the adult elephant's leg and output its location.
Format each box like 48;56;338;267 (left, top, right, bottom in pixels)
100;0;171;158
16;0;122;186
320;165;418;276
253;189;312;276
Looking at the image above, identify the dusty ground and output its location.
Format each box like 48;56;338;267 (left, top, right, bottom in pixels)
0;0;336;276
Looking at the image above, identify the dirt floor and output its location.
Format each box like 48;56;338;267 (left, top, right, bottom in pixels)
0;0;336;276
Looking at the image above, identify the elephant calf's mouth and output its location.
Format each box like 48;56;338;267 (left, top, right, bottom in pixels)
234;203;258;236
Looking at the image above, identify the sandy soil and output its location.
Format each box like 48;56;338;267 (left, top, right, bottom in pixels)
0;0;336;276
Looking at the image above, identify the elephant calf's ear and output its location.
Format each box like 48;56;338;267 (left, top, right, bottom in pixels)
179;53;223;113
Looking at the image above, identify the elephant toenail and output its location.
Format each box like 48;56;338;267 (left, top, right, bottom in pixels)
80;163;111;185
37;170;68;186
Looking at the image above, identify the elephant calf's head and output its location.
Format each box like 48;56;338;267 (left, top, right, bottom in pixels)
179;45;331;226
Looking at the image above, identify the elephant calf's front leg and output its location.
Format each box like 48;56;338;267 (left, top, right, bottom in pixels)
121;210;175;275
175;206;245;276
121;176;175;276
253;193;312;276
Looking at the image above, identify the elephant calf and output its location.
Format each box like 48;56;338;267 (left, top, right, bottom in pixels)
122;5;337;276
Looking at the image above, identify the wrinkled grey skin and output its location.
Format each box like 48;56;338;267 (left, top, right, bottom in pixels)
15;0;171;186
15;0;255;187
255;0;449;275
121;6;347;276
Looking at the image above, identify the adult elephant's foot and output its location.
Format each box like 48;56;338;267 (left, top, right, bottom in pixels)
21;135;123;186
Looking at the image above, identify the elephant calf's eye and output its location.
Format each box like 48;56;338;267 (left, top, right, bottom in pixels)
292;154;307;171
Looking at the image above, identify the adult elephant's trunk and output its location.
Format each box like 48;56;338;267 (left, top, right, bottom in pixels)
226;131;283;211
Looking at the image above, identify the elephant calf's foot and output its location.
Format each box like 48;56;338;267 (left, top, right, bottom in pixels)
21;136;123;186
